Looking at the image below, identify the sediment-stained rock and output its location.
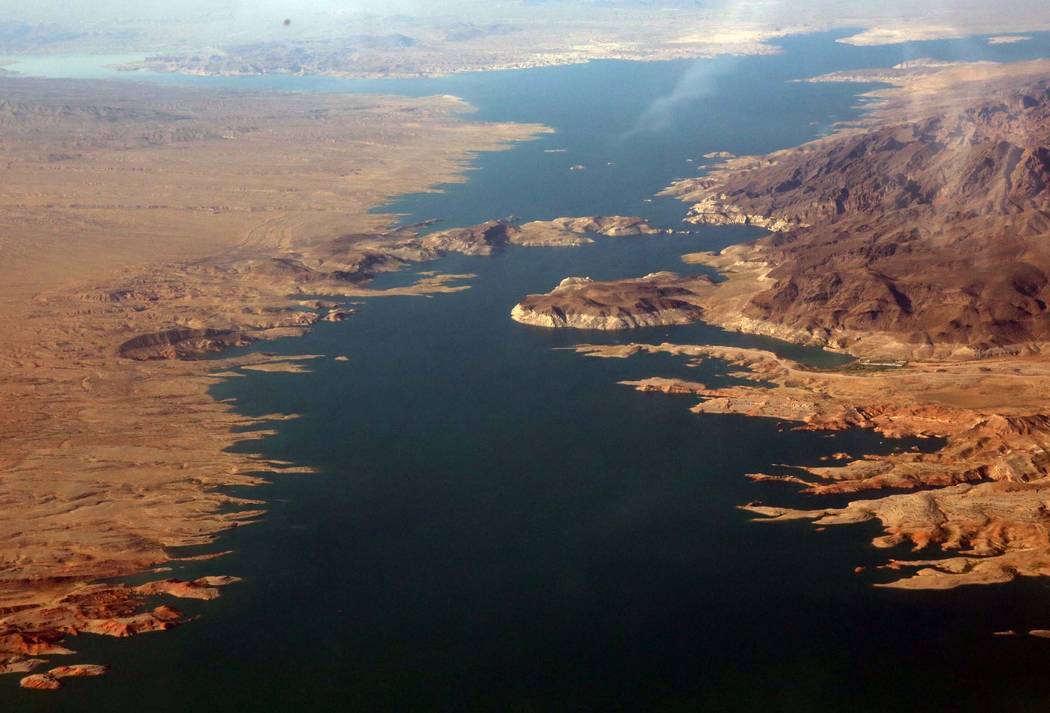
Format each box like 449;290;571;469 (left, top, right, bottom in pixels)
539;215;665;237
48;664;109;678
135;576;242;600
672;193;803;231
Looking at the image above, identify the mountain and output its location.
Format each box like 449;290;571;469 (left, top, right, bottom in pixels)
666;70;1050;358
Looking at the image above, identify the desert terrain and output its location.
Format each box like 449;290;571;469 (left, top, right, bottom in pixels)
4;6;1050;692
0;74;552;680
0;71;681;683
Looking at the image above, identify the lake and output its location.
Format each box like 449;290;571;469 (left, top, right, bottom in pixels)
5;30;1050;712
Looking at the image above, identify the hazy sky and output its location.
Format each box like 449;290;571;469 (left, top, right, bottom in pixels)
3;0;1046;25
1;1;1047;46
1;0;526;24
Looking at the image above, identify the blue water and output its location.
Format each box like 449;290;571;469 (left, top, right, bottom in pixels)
6;31;1050;711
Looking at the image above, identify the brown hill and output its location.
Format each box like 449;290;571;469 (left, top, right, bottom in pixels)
666;73;1050;358
511;272;712;329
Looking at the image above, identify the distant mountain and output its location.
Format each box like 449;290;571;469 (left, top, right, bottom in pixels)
0;21;136;53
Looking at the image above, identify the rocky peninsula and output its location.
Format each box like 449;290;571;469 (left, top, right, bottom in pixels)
664;60;1050;360
578;341;1050;590
421;215;665;253
511;272;712;329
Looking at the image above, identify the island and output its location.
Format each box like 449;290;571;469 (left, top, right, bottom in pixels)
420;215;666;253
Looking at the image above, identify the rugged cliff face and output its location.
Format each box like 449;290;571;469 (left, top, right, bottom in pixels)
666;78;1050;358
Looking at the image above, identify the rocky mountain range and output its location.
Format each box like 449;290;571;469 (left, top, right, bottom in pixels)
666;72;1050;357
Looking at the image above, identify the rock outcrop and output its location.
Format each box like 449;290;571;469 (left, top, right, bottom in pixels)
19;664;108;691
0;577;240;677
20;673;61;690
105;214;665;362
420;215;665;252
118;328;254;360
511;272;713;329
420;219;518;255
537;215;665;237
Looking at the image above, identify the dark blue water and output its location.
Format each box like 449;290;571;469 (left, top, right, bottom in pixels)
7;32;1050;712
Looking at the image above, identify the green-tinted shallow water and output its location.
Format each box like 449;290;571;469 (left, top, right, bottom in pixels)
7;31;1050;712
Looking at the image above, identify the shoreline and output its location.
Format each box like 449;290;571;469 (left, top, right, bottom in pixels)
0;76;549;680
508;58;1050;599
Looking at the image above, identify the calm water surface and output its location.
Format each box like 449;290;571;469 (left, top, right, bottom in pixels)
7;32;1050;712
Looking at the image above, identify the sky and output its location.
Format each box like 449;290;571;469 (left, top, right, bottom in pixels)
0;0;1043;22
0;1;1047;48
1;1;532;24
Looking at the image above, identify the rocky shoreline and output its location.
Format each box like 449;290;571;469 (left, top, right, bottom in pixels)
509;60;1050;607
0;207;668;683
661;190;805;232
572;342;1050;591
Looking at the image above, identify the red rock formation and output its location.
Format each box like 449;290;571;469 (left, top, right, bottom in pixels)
19;673;60;690
48;664;108;678
0;632;73;656
17;664;107;691
0;577;238;680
